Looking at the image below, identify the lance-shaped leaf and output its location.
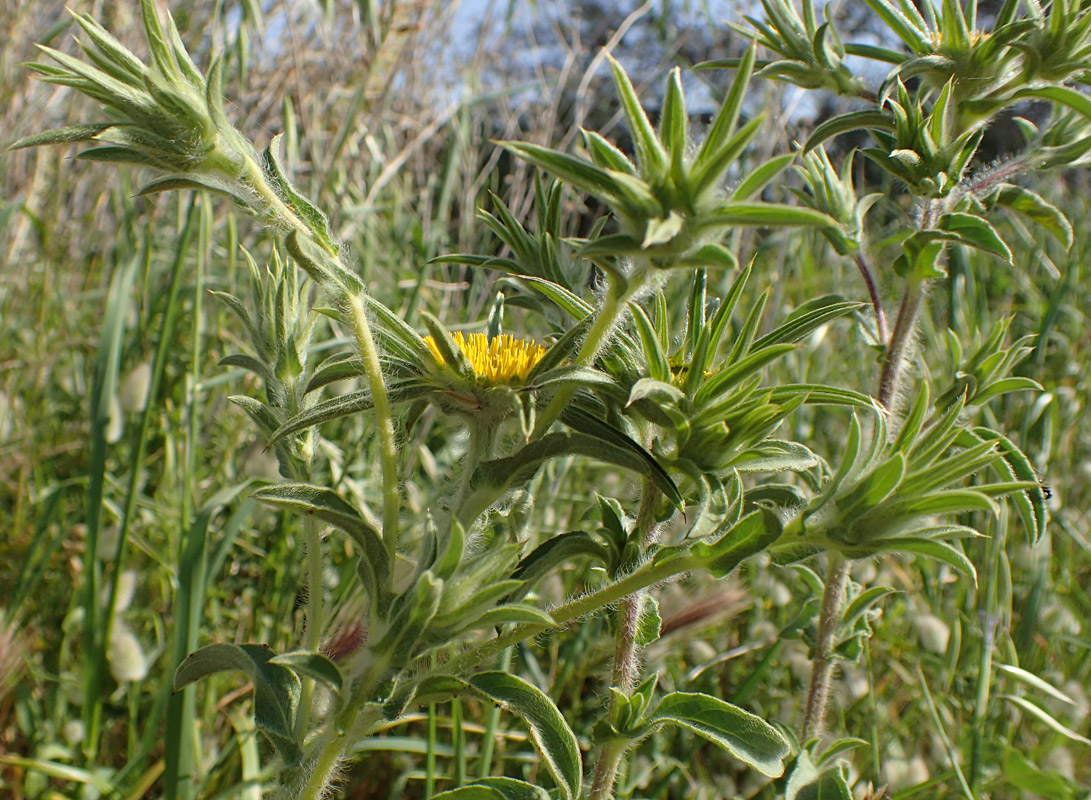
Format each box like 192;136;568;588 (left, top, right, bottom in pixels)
173;643;301;763
644;691;790;777
464;425;682;520
252;484;389;607
432;778;552;800
511;532;611;595
410;673;582;800
268;650;343;695
988;184;1073;249
785;751;853;800
263;133;336;253
136;173;259;212
669;507;783;578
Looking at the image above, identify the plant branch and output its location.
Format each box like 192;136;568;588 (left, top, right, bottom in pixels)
345;292;402;572
800;554;851;740
854;252;888;344
877;280;924;408
589;482;661;800
532;277;634;436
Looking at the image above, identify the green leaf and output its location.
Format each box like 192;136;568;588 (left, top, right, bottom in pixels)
377;572;441;666
841;586;897;630
630;303;670;382
890;379;931;453
697;42;757;166
998;694;1091;745
263;133;336;253
228;394;282;438
268;651;343;695
663;70;689;184
1016;85;1091;122
469;673;583;800
885;488;998;518
730;153;798;201
433;778;552;800
560;407;684;509
582;129;636;174
687;508;783;578
703;202;838;230
635;594;662;647
74;145;170;168
733;440;819;473
135;173;258;212
606;53;668;176
430;788;504;800
752;296;863;350
938;212;1012;261
466;427;681;521
785;751;853;800
173;643;301;762
646;691;790;777
1003;748;1075;800
251;484;389;601
500;141;653;213
990;184;1073;249
996;664;1084;707
270;381;430;441
512;532;611;588
514;275;593;319
881;537;978;585
802;111;895;153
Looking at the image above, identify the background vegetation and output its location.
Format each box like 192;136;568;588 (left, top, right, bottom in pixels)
2;1;1090;798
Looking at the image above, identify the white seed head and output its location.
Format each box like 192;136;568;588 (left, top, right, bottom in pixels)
108;623;148;683
63;720;85;746
913;613;950;654
105;394;124;444
119;362;152;412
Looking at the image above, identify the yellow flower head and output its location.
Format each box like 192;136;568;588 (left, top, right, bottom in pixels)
424;332;547;384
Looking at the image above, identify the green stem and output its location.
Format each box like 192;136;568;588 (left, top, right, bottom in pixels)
240;153;403;569
801;554;851;741
969;514;1003;793
589;482;660;800
877;280;924;408
801;256;928;741
345;292;402;575
589;739;630;800
296;514;325;741
416;546;693;694
452;419;488;531
533;278;632;437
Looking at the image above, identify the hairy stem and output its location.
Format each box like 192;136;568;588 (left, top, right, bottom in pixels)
589;483;661;800
877;280;924;408
801;554;851;740
533;278;632;437
802;203;932;740
345;292;402;574
854;253;888;344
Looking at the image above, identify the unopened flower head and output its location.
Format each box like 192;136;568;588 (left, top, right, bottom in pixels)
425;332;547;384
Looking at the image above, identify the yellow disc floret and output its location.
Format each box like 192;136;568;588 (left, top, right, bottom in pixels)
424;332;548;384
